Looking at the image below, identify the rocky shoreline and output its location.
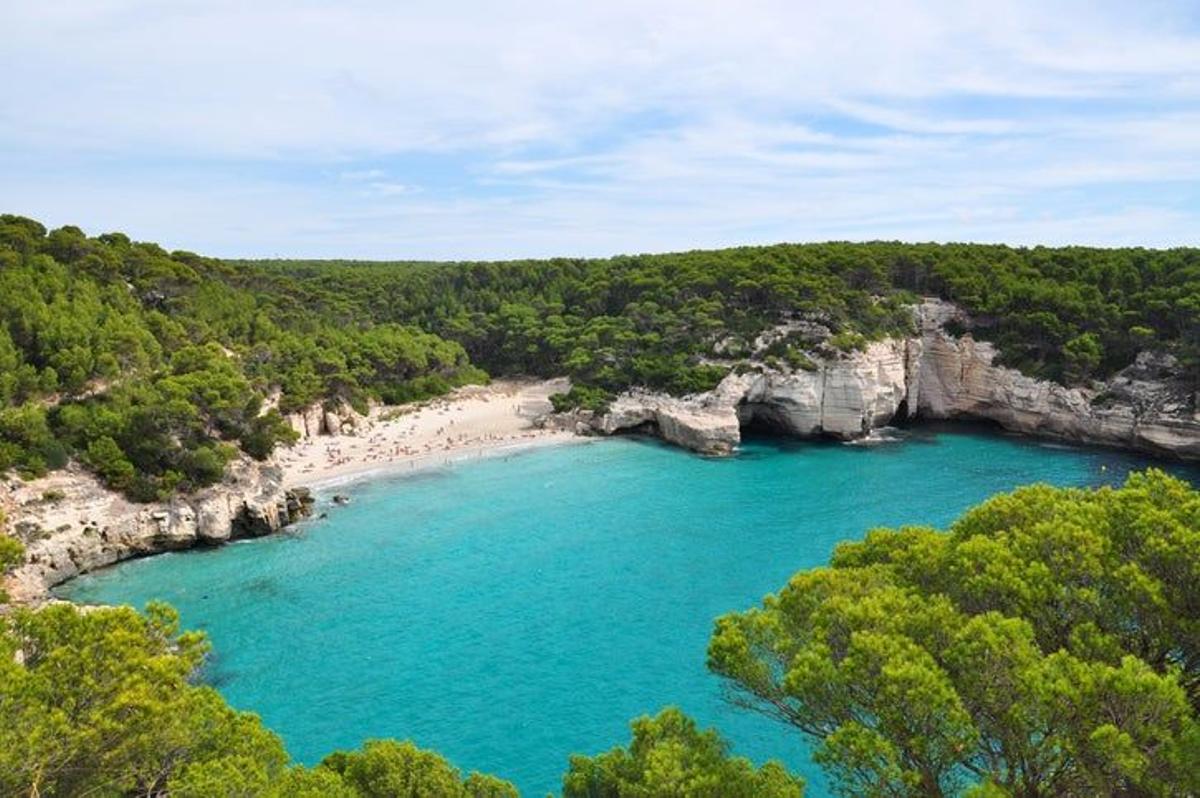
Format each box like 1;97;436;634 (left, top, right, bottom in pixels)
6;300;1199;603
0;379;571;604
563;299;1200;460
1;458;314;604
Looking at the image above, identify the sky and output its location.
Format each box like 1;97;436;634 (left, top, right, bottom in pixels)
2;1;1200;259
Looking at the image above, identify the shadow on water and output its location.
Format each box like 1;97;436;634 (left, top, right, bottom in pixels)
197;651;237;689
735;419;993;455
736;419;1200;486
240;576;284;599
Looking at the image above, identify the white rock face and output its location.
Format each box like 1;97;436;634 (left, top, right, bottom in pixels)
590;300;1200;458
288;405;326;438
287;402;363;439
599;391;740;455
593;339;913;451
1;459;312;603
726;339;911;439
915;305;1200;457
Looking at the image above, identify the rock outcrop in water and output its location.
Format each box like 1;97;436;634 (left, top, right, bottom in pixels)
583;299;1200;459
596;391;742;455
1;458;313;603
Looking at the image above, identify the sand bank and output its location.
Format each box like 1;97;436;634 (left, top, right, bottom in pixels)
276;378;583;491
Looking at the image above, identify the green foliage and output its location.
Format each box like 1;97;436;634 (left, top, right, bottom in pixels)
708;470;1200;797
827;330;867;352
172;755;276;798
0;404;67;477
0;602;288;796
552;384;615;414
241;409;300;461
0;511;21;604
1062;332;1103;382
261;766;361;797
243;241;1200;393
237;245;922;401
321;739;519;797
562;707;804;797
777;347;818;371
0;215;481;499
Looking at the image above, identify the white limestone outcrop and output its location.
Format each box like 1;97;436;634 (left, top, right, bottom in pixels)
1;459;313;603
732;339;912;438
597;391;741;455
587;300;1200;459
286;402;363;439
914;305;1200;458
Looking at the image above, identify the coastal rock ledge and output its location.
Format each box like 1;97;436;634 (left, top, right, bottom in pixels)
578;299;1200;459
2;459;313;603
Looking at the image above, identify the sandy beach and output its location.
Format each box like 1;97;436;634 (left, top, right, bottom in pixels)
275;378;583;491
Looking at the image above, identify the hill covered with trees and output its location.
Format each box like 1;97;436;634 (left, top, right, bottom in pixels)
0;215;482;500
239;241;1200;403
3;214;1199;498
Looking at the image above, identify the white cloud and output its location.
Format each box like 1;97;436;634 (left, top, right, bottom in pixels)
367;182;416;197
1;0;1199;256
339;169;386;182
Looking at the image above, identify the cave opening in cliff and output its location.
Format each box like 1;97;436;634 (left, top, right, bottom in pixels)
616;419;662;440
736;401;792;436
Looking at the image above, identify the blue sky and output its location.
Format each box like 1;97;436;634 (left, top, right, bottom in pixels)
2;1;1199;259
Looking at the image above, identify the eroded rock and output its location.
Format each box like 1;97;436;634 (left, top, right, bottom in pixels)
586;299;1200;459
2;458;313;603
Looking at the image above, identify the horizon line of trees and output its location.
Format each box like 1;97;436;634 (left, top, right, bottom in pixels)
238;239;1200;399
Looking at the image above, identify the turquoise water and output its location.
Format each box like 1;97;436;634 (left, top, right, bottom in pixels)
59;427;1200;796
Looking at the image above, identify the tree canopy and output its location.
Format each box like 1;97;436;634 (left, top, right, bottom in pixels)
708;470;1200;797
240;240;1200;397
562;707;804;798
0;215;482;499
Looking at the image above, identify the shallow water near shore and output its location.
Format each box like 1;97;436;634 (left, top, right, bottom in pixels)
59;426;1200;796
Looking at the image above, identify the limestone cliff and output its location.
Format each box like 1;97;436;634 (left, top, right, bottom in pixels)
585;300;1200;459
1;458;313;603
913;301;1200;458
733;338;912;439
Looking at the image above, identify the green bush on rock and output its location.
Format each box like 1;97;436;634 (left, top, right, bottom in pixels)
321;740;518;798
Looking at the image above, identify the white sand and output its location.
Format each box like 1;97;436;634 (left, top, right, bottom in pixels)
275;378;583;491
